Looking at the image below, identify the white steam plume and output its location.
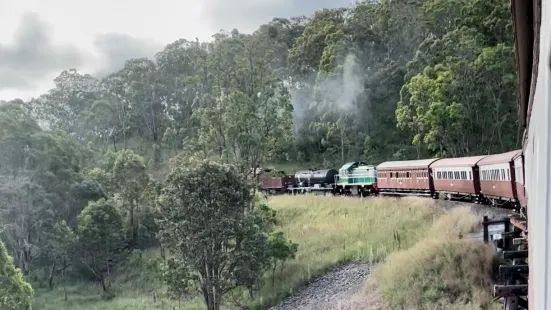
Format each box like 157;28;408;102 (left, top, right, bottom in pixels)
289;54;364;132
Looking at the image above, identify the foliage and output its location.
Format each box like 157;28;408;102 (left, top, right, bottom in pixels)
266;231;298;287
373;209;500;309
76;199;124;293
156;160;274;310
0;240;33;310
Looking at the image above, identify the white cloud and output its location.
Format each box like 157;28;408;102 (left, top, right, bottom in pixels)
0;0;353;101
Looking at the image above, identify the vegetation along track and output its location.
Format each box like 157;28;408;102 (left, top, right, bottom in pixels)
264;195;510;310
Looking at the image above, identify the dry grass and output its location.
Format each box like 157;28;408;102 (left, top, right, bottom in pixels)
368;208;501;310
250;195;444;308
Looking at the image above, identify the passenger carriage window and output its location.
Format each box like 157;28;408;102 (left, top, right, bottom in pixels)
469;171;472;180
507;169;510;181
406;172;410;178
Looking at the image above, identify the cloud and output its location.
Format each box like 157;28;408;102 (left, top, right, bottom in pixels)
92;33;164;77
0;12;88;91
202;0;353;33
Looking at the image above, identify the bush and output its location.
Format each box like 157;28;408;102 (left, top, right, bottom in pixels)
373;209;500;310
0;241;34;310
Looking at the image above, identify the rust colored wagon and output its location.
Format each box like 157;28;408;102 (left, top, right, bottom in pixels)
477;149;523;210
376;158;439;197
258;170;296;194
430;155;486;202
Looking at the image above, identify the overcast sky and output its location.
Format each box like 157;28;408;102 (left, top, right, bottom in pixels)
0;0;353;101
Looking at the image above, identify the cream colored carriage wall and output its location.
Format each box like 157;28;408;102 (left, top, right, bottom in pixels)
513;156;524;186
524;0;551;308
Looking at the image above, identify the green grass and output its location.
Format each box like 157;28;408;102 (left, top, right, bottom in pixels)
32;249;205;310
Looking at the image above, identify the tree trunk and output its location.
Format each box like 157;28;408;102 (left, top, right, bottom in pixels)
272;263;277;287
62;261;68;301
48;261;56;290
160;244;166;261
130;201;135;244
112;135;117;152
100;273;107;292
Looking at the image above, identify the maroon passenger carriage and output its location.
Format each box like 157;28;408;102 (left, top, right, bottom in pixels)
376;159;439;197
430;155;486;202
477;149;523;210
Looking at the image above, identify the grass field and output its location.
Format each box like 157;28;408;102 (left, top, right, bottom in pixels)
362;208;500;310
32;195;497;310
249;195;444;308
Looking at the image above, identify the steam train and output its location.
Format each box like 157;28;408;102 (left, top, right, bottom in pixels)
259;149;526;212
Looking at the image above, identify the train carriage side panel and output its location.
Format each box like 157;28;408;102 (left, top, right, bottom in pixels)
477;150;522;203
430;155;486;198
513;152;527;208
376;158;439;195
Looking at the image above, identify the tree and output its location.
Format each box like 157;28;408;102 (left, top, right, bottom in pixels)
43;221;75;296
112;149;150;243
157;161;271;310
0;175;52;274
266;231;298;287
0;240;33;310
33;69;100;139
76;199;124;293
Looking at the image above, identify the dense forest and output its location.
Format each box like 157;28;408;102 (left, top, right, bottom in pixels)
0;0;518;309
